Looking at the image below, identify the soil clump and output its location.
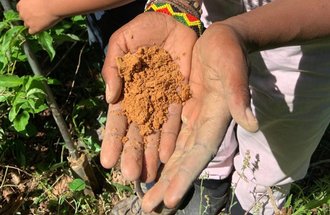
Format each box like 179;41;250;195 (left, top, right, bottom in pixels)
116;46;190;136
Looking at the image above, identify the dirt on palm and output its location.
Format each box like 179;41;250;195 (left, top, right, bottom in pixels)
116;46;190;136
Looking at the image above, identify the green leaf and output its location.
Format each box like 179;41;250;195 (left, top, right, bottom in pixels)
305;194;330;209
29;99;48;113
0;75;23;88
284;194;292;208
26;88;47;99
63;33;81;41
37;31;56;60
13;110;30;132
68;178;86;192
9;103;21;122
0;95;7;102
112;182;133;193
71;15;85;22
1;25;25;53
49;162;67;171
0;22;9;34
24;75;46;92
4;10;21;22
47;78;61;85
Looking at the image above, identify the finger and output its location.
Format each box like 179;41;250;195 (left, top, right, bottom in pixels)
221;66;259;132
141;131;160;183
28;28;36;35
163;123;223;208
100;103;127;169
164;93;232;207
159;104;182;163
164;143;212;208
142;176;171;213
16;3;20;13
121;123;143;181
163;21;197;79
142;148;185;212
102;31;126;103
141;123;194;212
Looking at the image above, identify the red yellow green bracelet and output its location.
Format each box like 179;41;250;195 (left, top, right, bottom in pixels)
145;1;204;37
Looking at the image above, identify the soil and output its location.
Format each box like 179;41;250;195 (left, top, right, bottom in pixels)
116;46;190;136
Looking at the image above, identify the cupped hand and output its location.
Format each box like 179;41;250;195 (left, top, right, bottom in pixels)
141;22;259;212
100;12;198;183
17;0;61;34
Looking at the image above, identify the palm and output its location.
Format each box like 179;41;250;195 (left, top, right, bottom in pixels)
141;24;258;212
141;38;232;211
100;12;197;183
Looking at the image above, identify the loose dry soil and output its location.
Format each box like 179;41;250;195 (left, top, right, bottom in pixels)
116;46;190;137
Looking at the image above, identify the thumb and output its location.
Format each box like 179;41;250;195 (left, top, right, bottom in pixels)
222;65;259;132
102;31;126;103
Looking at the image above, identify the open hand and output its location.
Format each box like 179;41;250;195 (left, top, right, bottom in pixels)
100;12;197;183
141;22;259;212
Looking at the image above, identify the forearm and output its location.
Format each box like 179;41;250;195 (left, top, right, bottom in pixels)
220;0;330;52
48;0;134;18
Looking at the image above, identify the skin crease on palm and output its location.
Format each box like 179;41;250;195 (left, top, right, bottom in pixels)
100;12;198;183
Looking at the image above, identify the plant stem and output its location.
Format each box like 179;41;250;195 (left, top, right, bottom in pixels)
25;42;78;158
0;0;77;159
1;0;100;193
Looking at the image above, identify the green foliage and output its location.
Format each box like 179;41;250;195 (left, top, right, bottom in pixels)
281;176;330;215
0;75;49;132
69;178;86;192
0;10;85;135
72;98;105;153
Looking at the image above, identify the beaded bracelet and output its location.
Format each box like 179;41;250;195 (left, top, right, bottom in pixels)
145;0;204;37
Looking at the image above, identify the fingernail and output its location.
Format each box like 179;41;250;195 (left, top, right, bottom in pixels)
245;107;259;132
181;115;188;124
105;84;111;103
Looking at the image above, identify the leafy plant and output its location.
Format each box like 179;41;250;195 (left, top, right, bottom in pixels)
0;75;52;133
0;10;85;135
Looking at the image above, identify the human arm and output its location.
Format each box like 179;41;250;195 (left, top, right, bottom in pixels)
16;0;134;34
222;0;330;51
141;0;330;212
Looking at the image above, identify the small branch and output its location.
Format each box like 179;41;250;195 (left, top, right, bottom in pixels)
0;165;32;177
64;43;86;106
244;191;267;215
46;41;78;76
267;186;281;215
22;41;78;158
0;166;9;188
309;159;330;168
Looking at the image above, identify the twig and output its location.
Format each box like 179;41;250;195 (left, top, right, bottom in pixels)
267;187;281;214
244;191;268;215
309;159;330;168
64;43;86;106
46;41;78;76
0;164;32;177
0;184;19;188
0;166;9;188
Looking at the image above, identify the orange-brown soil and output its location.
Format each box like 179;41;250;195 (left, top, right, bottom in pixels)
116;46;190;136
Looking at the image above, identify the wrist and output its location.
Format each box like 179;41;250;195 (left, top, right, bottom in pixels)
145;0;204;36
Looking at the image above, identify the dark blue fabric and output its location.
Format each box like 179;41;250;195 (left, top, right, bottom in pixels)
86;1;146;53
